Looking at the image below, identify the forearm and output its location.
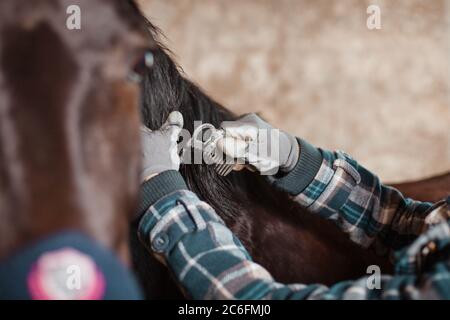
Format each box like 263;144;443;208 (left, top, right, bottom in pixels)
137;174;323;299
136;173;448;300
137;171;315;299
271;139;434;251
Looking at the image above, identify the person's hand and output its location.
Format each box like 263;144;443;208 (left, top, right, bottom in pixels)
218;113;299;175
140;111;184;182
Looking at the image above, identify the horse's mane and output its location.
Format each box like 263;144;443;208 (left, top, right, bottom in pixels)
138;18;292;228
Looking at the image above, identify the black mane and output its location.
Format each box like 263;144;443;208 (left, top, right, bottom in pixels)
138;18;288;224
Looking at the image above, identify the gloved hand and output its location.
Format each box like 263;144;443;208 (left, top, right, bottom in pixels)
140;111;184;182
218;113;299;175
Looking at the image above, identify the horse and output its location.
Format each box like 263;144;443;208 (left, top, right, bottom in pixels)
390;172;450;203
0;0;152;268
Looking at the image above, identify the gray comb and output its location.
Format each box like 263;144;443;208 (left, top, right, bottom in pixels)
190;124;236;176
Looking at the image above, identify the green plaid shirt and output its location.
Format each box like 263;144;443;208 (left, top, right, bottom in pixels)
137;139;450;300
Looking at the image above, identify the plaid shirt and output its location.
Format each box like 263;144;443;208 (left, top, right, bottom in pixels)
137;141;450;300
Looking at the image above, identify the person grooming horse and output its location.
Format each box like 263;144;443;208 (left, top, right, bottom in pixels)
137;111;450;300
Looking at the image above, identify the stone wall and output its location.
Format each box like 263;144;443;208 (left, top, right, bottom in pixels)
138;0;450;182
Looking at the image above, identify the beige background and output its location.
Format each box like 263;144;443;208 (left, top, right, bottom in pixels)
138;0;450;182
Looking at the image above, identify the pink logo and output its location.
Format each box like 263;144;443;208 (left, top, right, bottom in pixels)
27;248;105;300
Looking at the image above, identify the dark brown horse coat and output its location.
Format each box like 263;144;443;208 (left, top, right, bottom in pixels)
391;172;450;203
0;0;151;264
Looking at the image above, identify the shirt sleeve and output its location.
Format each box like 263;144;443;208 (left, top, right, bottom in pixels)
270;139;434;253
136;173;449;300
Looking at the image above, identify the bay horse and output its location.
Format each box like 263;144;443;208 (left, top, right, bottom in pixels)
0;0;152;268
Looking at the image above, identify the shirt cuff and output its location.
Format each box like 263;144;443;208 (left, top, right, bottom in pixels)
137;190;220;257
137;170;188;218
271;138;323;195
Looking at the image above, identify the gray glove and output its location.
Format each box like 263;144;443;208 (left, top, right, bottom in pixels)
141;111;184;182
218;113;299;175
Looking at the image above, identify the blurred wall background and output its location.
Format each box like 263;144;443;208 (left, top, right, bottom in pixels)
138;0;450;182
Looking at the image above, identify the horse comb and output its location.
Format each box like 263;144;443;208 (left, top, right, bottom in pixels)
188;124;236;176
